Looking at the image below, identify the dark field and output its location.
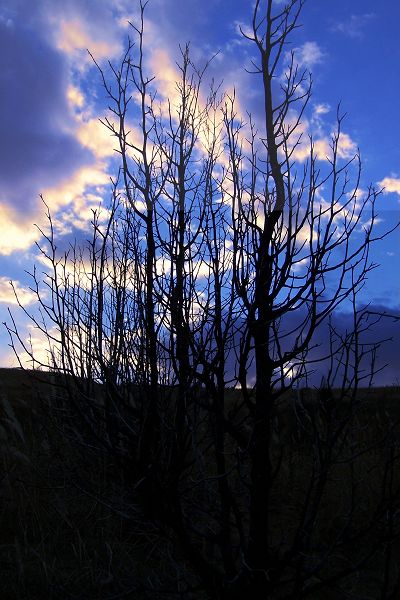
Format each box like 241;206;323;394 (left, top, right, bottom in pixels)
1;368;400;599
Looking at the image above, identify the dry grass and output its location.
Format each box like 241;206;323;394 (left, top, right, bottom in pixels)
1;368;400;599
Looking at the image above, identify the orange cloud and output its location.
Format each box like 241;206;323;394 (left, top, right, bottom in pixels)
56;18;121;61
76;118;117;158
0;204;39;255
67;85;85;109
0;277;37;306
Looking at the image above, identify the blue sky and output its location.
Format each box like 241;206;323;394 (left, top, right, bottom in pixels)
0;0;399;381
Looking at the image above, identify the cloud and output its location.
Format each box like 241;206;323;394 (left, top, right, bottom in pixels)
0;13;14;29
328;306;400;387
291;130;357;163
0;0;226;260
67;85;85;109
0;204;41;256
76;118;118;159
0;159;110;256
51;16;122;67
149;48;182;107
313;103;331;116
0;277;37;306
9;323;61;370
332;13;375;39
0;11;93;222
0;0;136;256
42;163;110;233
378;177;400;196
224;304;400;388
292;41;325;69
335;132;357;158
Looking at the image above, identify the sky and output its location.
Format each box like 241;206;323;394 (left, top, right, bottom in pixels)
0;0;399;383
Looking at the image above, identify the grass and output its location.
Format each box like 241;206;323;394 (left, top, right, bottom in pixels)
1;367;400;599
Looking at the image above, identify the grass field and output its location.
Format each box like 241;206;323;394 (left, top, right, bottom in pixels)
1;367;400;599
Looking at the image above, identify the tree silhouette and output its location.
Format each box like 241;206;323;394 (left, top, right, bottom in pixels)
5;1;400;598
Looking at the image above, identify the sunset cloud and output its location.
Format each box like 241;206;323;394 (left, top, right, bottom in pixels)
0;277;36;306
149;48;183;109
0;204;40;256
67;85;85;109
42;163;110;233
0;10;92;233
76;118;117;159
43;164;109;209
12;323;61;370
55;17;122;63
291;131;357;163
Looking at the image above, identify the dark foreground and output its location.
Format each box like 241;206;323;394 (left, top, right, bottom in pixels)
1;368;400;599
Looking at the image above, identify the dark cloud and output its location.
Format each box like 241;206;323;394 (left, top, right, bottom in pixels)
224;303;400;388
284;305;399;387
0;15;92;213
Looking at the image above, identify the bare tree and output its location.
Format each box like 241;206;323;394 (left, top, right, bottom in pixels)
5;1;400;599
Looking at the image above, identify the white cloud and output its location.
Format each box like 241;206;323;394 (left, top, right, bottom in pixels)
336;132;357;159
332;13;375;39
233;20;253;41
291;130;357;163
292;41;324;69
0;277;37;306
76;118;117;159
0;204;40;256
43;164;109;211
313;103;331;116
378;177;400;195
67;85;85;109
52;17;122;65
42;163;110;234
13;323;61;370
149;48;183;109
